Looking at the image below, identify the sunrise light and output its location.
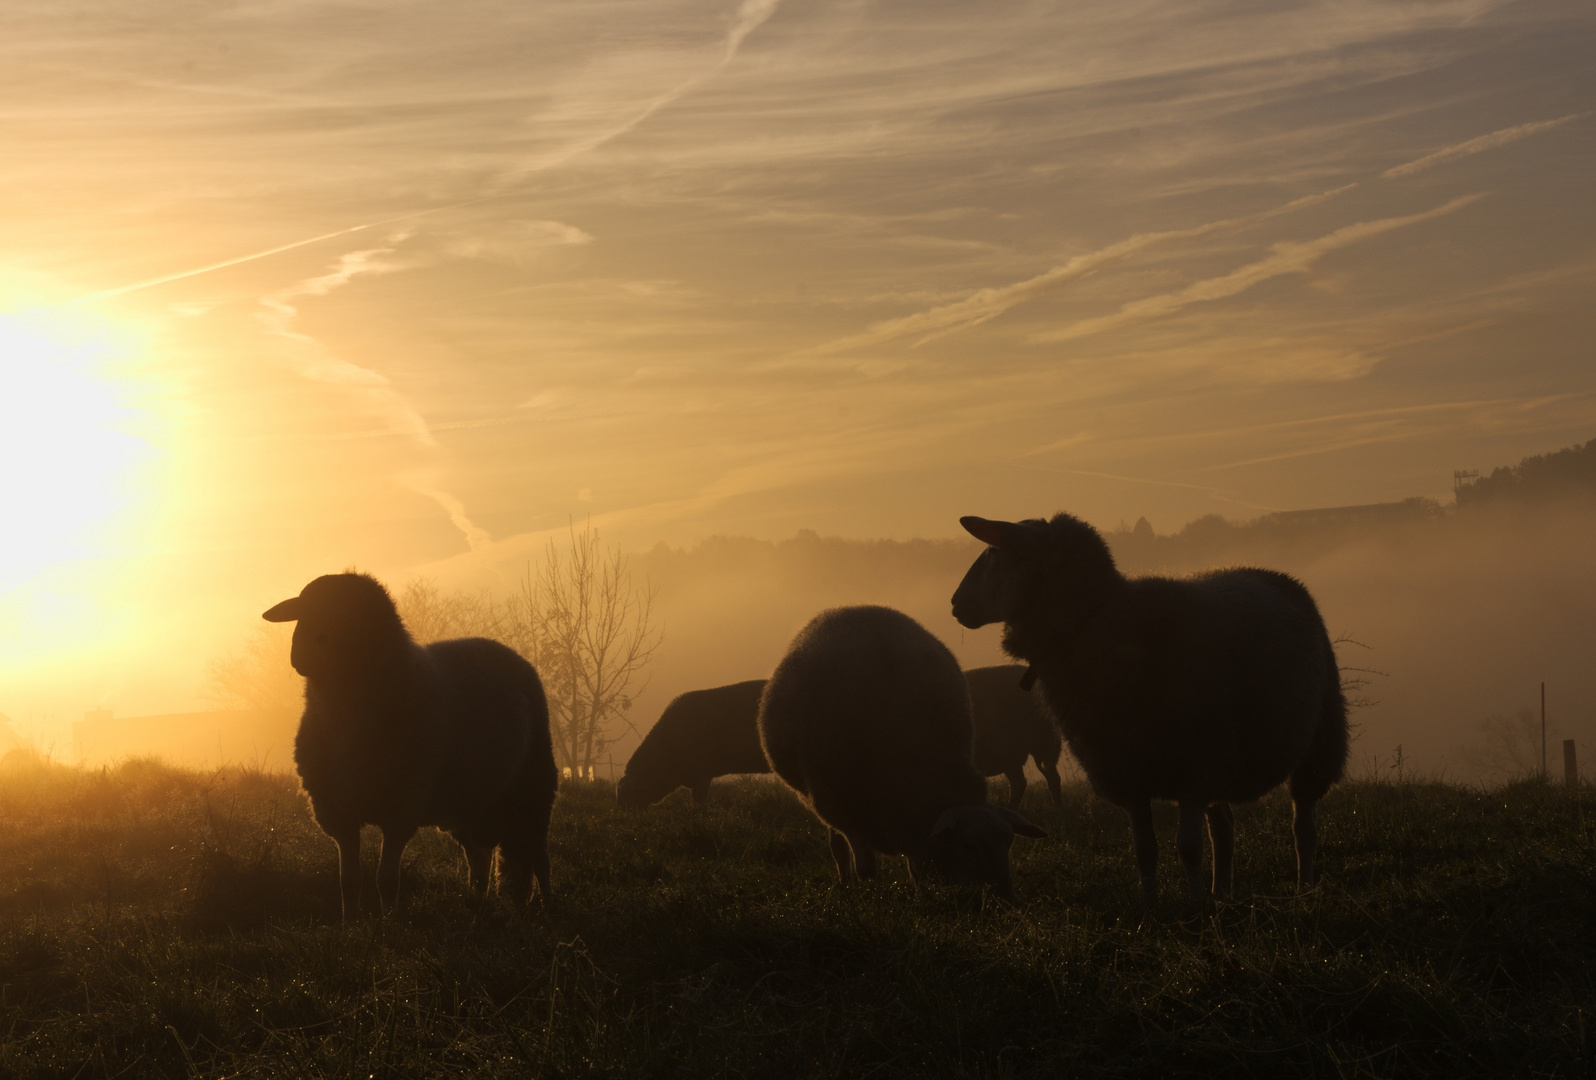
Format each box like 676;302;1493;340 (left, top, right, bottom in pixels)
0;312;154;592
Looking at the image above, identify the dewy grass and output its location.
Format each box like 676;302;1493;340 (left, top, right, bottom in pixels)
0;750;1591;1078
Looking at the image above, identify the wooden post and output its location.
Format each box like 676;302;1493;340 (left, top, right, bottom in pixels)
1540;682;1546;780
1566;740;1578;788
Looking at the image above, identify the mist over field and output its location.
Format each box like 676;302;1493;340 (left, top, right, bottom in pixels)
27;475;1594;784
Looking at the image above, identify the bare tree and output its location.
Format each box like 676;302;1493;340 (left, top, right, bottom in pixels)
202;623;303;716
503;523;662;777
1459;708;1561;782
397;577;505;644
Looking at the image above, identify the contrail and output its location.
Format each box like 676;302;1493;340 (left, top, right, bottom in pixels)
1383;114;1583;179
1032;194;1483;344
67;220;387;306
812;184;1357;354
66;0;783;308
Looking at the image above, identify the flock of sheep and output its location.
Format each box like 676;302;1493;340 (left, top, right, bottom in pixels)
261;511;1348;919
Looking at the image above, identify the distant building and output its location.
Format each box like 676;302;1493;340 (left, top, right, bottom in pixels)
73;708;300;771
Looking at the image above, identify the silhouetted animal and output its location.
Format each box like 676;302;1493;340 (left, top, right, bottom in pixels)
617;680;769;808
952;514;1347;906
263;573;557;920
758;606;1045;901
967;664;1064;808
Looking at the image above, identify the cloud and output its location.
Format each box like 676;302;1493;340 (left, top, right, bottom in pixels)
1033;194;1484;344
813;185;1356;353
401;475;494;553
727;0;782;59
1382;115;1583;179
258;244;509;556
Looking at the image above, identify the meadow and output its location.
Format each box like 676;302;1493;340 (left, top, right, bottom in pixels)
0;752;1590;1078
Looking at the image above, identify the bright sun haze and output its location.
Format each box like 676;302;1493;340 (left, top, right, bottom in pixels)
0;0;1592;769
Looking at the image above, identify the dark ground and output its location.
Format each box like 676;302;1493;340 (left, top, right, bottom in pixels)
0;752;1590;1078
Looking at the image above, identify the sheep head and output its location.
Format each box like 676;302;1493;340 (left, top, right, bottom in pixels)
952;513;1123;652
262;573;410;681
951;516;1051;629
614;772;666;810
924;803;1046;901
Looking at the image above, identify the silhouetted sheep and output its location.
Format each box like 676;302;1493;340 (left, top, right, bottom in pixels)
263;573;557;920
758;605;1044;900
953;514;1347;906
616;679;769;809
967;664;1064;808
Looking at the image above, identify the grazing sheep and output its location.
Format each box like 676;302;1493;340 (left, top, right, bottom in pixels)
952;514;1347;906
758;606;1045;901
616;680;769;809
967;664;1064;808
262;572;557;920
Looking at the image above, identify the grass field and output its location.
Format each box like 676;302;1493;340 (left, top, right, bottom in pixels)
0;751;1591;1078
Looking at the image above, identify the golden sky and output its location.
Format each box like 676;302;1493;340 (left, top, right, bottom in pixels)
2;0;1593;729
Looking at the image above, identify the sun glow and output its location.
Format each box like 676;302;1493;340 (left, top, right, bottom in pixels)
0;312;156;592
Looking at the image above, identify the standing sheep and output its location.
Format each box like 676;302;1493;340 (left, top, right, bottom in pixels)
967;664;1064;809
263;572;557;920
758;606;1045;901
616;679;769;809
951;514;1347;906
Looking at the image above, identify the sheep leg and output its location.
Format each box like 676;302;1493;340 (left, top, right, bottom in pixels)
332;826;362;923
1206;802;1234;897
1005;769;1028;809
691;776;712;806
376;824;417;915
828;829;855;883
1292;797;1318;887
465;846;493;895
1038;759;1064;806
497;836;551;906
848;837;878;881
1127;798;1159;908
1176;801;1210;903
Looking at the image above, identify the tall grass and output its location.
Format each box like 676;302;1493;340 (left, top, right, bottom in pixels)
0;749;1589;1077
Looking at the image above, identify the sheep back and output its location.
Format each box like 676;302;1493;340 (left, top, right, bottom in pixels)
618;679;769;808
966;664;1061;779
758;606;986;859
293;635;555;847
1045;566;1344;806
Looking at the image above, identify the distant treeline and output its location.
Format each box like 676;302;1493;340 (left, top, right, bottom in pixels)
1109;434;1596;573
1456;435;1596;508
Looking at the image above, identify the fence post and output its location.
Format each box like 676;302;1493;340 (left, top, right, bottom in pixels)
1565;739;1578;788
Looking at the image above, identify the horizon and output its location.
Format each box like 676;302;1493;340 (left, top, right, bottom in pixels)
3;0;1594;761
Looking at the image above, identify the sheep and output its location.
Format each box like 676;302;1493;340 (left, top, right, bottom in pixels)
967;664;1065;809
757;605;1045;901
952;514;1347;907
262;572;558;921
616;679;770;809
616;670;1062;814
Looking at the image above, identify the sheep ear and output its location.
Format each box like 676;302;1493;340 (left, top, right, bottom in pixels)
261;597;302;623
960;516;1043;554
992;806;1047;839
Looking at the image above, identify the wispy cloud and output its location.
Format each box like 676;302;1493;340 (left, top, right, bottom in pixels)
1033;194;1483;344
259;244;507;553
813;185;1356;353
1382;115;1583;179
500;0;784;181
68;1;782;306
401;476;494;553
258;245;436;447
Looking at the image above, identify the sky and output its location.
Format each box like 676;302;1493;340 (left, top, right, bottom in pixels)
2;0;1593;736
